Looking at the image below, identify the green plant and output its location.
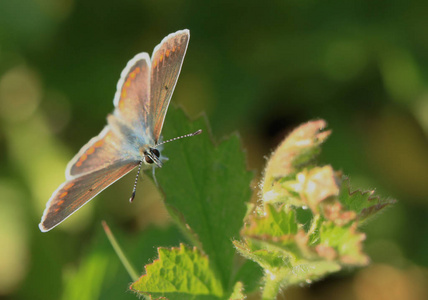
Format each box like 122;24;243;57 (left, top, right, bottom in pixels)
106;107;395;299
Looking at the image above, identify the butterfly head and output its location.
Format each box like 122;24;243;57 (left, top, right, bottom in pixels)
141;129;202;168
143;147;163;168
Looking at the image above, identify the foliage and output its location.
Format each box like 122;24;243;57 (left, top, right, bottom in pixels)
110;109;395;299
1;1;427;299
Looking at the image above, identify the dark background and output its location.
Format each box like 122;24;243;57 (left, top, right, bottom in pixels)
0;0;427;299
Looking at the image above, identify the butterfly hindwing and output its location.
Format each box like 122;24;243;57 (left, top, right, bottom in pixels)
150;30;190;142
66;124;135;179
39;161;139;232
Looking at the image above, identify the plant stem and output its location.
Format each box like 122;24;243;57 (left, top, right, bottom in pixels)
102;221;139;281
261;272;284;300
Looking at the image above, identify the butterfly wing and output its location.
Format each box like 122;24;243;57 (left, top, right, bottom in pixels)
68;46;156;179
39;160;139;232
149;29;190;143
40;38;152;231
66;121;138;179
112;29;190;143
41;120;141;231
112;52;151;138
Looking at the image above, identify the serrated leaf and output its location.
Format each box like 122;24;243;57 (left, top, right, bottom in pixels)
236;119;396;298
158;106;253;289
233;240;289;271
236;203;368;292
316;221;369;265
284;260;341;285
338;177;396;224
243;204;299;238
62;226;184;300
234;238;341;291
263;120;331;195
238;204;311;269
131;244;223;300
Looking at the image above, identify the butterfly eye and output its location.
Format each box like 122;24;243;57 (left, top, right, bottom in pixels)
144;156;154;164
152;149;160;158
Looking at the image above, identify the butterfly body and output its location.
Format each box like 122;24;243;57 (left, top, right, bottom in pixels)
39;30;190;232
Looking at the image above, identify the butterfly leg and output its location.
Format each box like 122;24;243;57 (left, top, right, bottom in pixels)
152;166;159;187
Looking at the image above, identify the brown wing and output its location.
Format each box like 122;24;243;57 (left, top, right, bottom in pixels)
113;53;151;137
150;29;190;142
65;120;139;179
39;161;139;232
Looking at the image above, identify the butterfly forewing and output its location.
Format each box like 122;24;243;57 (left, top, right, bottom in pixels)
40;161;139;232
113;53;151;137
150;30;190;142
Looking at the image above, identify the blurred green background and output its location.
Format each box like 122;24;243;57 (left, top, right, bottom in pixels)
0;0;427;299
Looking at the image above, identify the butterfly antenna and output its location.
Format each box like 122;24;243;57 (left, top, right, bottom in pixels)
130;130;202;203
157;129;202;146
129;160;144;203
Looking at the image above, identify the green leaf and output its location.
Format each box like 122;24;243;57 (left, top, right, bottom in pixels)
232;119;395;298
233;240;287;271
236;205;307;270
243;204;299;238
62;225;184;300
283;260;341;285
235;200;370;293
234;238;341;298
232;259;263;294
262;120;331;195
229;281;245;300
338;177;397;224
130;244;224;300
236;205;305;271
315;220;369;265
158;106;253;289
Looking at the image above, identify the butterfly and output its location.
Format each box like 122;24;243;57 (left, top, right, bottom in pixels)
39;29;200;232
